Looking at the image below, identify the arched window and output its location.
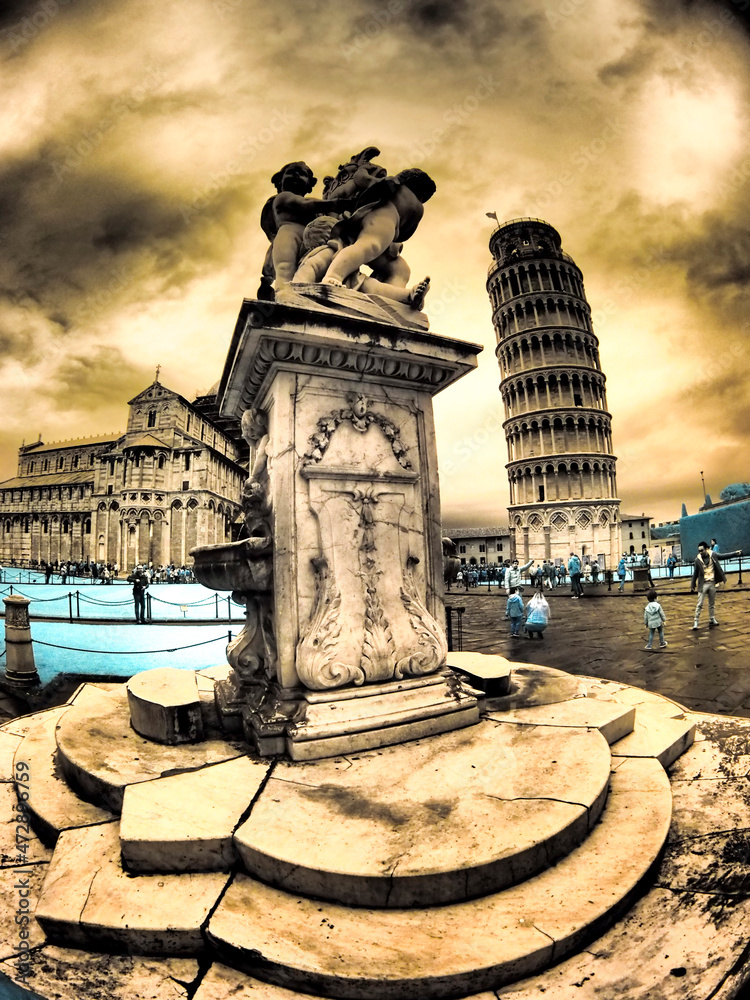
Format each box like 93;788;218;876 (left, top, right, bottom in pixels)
148;410;156;428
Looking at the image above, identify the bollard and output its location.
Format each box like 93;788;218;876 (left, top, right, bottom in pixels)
446;607;454;652
738;555;743;586
68;592;73;623
2;595;40;693
76;591;80;618
215;594;219;619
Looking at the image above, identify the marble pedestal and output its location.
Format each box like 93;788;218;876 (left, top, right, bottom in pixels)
204;285;483;759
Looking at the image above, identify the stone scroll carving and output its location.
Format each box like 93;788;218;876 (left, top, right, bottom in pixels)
296;475;447;691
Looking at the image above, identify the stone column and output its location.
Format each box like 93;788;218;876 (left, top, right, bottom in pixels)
2;595;39;694
196;286;483;760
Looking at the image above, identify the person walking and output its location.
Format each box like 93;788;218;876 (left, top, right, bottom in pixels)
643;588;667;650
127;565;150;624
506;586;525;638
690;540;726;630
591;560;599;585
568;552;583;599
617;554;627;593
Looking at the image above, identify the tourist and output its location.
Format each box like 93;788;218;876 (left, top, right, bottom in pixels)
524;591;550;640
617;553;627;593
505;557;534;595
711;538;720;554
690;540;726;630
591;560;599;585
568;551;583;599
127;565;150;624
542;560;553;590
667;553;676;578
643;588;667;650
506;586;525;638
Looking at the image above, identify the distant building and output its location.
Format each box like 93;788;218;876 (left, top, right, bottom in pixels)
486;218;621;568
679;493;750;558
0;378;245;569
442;526;511;566
620;513;653;554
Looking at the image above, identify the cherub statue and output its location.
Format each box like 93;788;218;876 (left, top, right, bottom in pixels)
322;146;387;200
292;214;431;310
258;161;353;294
320;168;436;289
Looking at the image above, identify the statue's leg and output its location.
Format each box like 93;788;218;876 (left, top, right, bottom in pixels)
322;206;398;286
272;224;304;289
293;245;336;283
370;250;411;287
360;275;431;310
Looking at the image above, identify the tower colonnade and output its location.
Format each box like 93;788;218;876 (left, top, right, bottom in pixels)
487;218;621;567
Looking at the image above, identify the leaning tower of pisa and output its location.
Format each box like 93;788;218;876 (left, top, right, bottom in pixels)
486;218;621;568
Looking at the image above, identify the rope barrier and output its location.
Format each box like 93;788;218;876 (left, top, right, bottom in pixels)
11;591;69;603
32;635;228;655
77;594;134;607
149;594;217;607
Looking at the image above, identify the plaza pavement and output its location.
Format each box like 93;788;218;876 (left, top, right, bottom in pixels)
446;575;750;718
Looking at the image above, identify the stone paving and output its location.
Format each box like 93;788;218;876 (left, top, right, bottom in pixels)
446;577;750;718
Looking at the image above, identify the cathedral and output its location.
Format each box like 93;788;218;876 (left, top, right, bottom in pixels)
487;218;622;567
0;377;246;569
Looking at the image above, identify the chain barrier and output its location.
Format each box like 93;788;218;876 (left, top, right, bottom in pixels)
77;594;134;607
149;594;217;607
32;634;230;655
9;590;69;603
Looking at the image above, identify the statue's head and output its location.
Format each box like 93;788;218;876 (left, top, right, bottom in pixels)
301;215;339;253
271;161;317;195
396;168;436;203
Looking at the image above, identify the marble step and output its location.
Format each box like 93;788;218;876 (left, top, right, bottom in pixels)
12;706;114;845
234;718;612;907
207;755;672;1000
54;684;248;811
34;820;230;954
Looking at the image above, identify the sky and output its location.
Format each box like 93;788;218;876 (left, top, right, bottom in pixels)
1;0;749;528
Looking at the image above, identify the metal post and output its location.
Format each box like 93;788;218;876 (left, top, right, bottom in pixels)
76;591;80;618
227;630;233;645
68;592;73;623
227;596;231;620
456;606;465;652
215;593;219;619
445;607;454;652
737;554;743;586
147;593;152;621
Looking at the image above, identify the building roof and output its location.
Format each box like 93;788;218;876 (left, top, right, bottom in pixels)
620;513;652;522
442;526;510;538
123;433;169;450
0;471;95;490
20;433;121;454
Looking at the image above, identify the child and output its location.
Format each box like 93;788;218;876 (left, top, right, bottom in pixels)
506;586;525;638
643;588;667;650
524;591;550;640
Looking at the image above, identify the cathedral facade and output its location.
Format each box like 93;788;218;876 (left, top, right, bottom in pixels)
0;379;245;569
487;218;622;567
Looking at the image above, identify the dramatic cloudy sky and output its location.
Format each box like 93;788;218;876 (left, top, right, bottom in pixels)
1;0;749;526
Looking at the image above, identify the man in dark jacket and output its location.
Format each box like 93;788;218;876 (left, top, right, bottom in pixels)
127;565;150;624
690;540;726;630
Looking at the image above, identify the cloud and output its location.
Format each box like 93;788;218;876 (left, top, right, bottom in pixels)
47;345;146;412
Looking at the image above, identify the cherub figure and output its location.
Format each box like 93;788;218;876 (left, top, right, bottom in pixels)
321;168;436;289
259;161;353;293
241;408;269;481
322;146;387;200
292;214;431;310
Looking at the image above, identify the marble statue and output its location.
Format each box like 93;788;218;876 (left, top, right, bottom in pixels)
258;161;353;294
292;214;430;310
259;149;435;311
321;168;436;288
